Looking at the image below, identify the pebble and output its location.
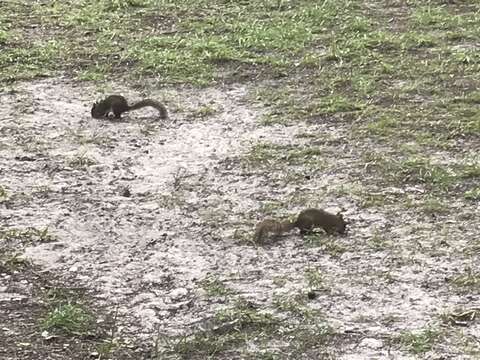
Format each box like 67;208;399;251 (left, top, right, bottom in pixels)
169;287;188;300
359;338;383;349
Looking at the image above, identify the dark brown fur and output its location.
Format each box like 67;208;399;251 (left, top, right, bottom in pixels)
253;208;347;242
91;95;168;119
294;208;346;235
253;219;296;243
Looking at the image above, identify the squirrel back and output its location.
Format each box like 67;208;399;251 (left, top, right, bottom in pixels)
295;208;346;235
253;219;296;243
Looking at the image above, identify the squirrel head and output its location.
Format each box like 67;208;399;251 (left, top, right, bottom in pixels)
335;211;347;234
91;102;103;118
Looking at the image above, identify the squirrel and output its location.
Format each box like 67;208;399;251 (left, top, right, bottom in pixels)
253;219;296;243
253;208;347;243
91;95;168;119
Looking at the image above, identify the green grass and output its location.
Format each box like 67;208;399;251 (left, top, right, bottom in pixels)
191;104;218;118
362;153;474;192
0;185;7;199
304;267;324;289
67;151;96;168
418;196;449;215
41;302;94;335
0;226;55;243
303;233;347;257
0;0;355;84
2;2;479;179
450;267;480;290
159;299;334;358
273;293;321;320
40;286;95;336
199;275;234;297
399;328;441;354
0;252;31;272
244;142;326;172
159;300;281;358
465;187;480;200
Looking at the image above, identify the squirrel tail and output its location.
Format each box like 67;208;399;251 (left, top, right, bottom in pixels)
129;99;168;119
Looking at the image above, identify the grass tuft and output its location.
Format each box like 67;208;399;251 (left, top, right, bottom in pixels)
399;328;440;354
41;302;94;336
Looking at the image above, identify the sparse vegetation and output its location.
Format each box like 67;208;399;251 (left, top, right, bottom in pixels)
1;0;480;358
465;187;480;200
0;252;31;272
304;267;324;289
68;151;96;168
159;299;334;358
0;185;7;199
200;275;234;297
367;229;391;251
159;301;281;358
244;142;326;172
303;233;347;257
442;308;479;327
399;328;441;354
450;267;480;290
273;293;321;320
365;154;457;190
192;104;217;118
0;226;55;243
272;275;288;288
68;128;115;146
0;263;142;360
41;302;94;335
419;196;448;216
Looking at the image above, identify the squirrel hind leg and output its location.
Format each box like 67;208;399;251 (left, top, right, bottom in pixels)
324;228;334;235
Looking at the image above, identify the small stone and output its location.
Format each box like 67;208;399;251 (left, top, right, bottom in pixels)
359;338;383;349
142;203;159;211
170;288;188;300
119;186;131;197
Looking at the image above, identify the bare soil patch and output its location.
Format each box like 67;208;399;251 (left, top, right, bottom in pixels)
1;78;479;358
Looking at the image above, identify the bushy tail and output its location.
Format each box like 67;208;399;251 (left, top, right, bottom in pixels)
129;99;168;119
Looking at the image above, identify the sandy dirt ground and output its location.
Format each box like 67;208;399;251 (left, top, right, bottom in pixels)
1;78;479;358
